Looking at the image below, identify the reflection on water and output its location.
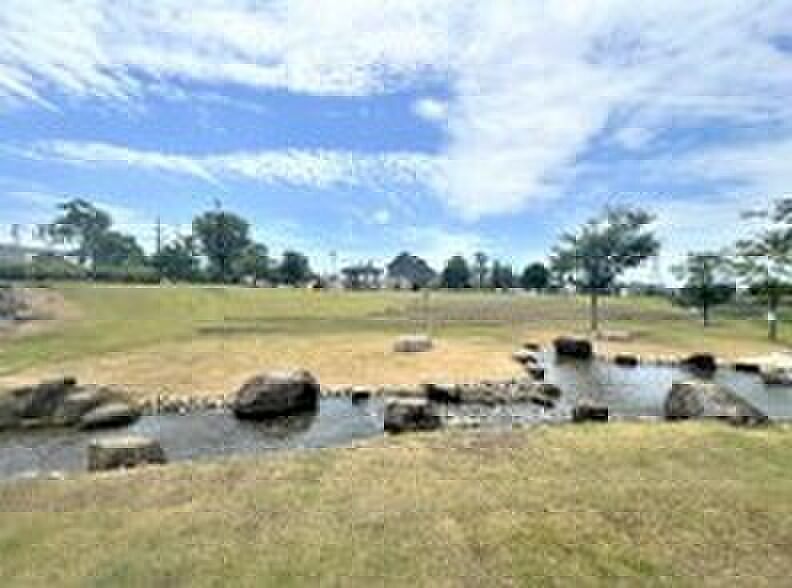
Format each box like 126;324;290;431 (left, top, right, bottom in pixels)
0;398;384;481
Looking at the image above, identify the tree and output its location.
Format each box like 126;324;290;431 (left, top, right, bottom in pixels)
550;206;660;333
490;261;515;289
735;200;792;341
472;251;489;288
152;237;201;282
49;199;112;267
192;210;251;283
672;252;735;326
520;262;550;291
277;250;313;286
236;243;271;285
441;256;472;289
386;252;436;290
93;231;145;267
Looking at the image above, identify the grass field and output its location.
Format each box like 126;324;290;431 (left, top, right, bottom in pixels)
0;284;789;397
1;422;791;586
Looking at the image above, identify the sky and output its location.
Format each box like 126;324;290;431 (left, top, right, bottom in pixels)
1;0;791;276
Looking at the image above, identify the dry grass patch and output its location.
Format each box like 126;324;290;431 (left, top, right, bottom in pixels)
1;333;523;399
1;423;791;586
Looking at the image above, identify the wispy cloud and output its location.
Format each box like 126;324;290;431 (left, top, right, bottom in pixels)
23;140;439;192
2;1;792;223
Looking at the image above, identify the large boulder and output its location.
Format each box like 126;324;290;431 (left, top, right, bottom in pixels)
760;367;792;386
79;402;141;430
681;353;718;374
384;398;441;434
87;436;167;472
553;337;593;360
0;379;136;431
13;377;77;420
664;381;769;426
232;370;320;420
393;335;433;353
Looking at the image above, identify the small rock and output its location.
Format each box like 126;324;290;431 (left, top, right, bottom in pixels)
614;353;640;368
393;335;433;353
87;436;167;472
572;402;609;423
733;362;761;375
533;382;562;399
525;366;546;381
554;337;593;361
424;382;462;404
350;387;372;403
384;398;441;434
512;349;539;365
79;402;140;430
760;367;792;386
682;353;718;374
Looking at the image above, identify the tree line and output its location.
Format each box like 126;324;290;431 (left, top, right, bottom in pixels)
0;199;315;286
3;195;791;340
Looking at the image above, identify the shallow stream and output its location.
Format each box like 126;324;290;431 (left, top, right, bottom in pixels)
3;357;792;481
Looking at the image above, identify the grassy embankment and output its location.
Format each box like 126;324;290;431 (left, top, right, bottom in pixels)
0;284;788;398
1;423;791;586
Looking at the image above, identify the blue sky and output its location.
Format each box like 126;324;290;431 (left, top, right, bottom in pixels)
2;1;791;275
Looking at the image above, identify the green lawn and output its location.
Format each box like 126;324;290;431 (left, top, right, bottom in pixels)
1;285;789;388
1;423;791;586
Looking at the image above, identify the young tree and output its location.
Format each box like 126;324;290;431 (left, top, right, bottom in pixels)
520;262;550;291
551;206;660;333
472;251;489;288
192;210;251;283
735;202;792;341
49;199;113;267
441;256;472;289
672;252;735;326
278;250;313;286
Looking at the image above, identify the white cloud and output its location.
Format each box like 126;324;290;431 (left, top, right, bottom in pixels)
0;0;453;103
3;1;792;222
413;98;448;122
23;140;438;192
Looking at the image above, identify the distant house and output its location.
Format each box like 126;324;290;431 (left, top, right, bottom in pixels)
341;263;384;290
386;252;437;290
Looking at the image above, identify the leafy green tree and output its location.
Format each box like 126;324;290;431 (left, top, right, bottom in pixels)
152;237;201;282
441;256;472;289
735;200;792;341
49;199;113;267
237;243;271;285
551;206;660;333
192;210;251;283
520;262;550;291
672;252;735;326
490;261;515;289
472;251;489;288
93;231;145;267
277;250;313;286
